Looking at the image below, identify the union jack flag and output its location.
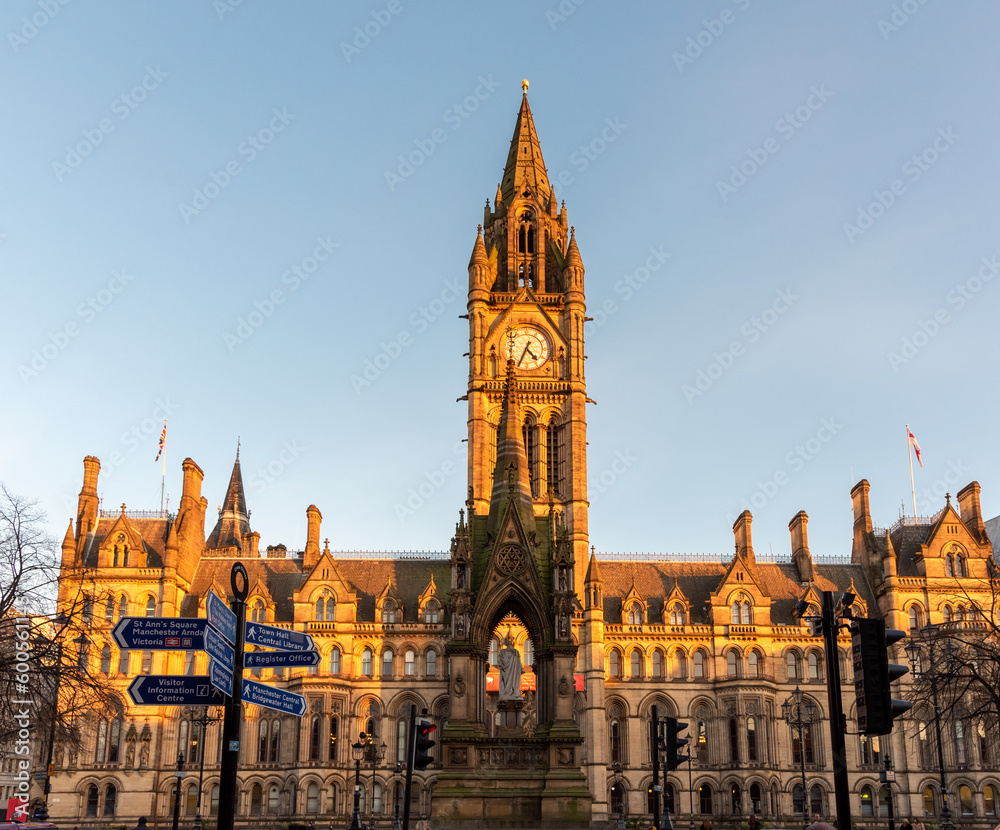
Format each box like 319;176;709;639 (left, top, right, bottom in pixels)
155;421;166;462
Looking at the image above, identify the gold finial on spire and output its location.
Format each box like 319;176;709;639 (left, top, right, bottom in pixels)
522;79;529;93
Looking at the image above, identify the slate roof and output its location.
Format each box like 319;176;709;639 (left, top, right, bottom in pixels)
79;517;170;568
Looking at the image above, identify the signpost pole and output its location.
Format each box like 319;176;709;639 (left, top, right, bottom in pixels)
217;564;248;830
401;704;416;830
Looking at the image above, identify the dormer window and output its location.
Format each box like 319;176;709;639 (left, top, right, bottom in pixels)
382;600;397;624
626;602;642;625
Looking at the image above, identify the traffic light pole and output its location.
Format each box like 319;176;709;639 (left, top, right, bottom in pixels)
651;705;661;830
821;591;851;830
402;704;416;830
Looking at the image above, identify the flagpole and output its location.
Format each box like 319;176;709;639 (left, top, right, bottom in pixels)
160;418;167;514
906;423;916;518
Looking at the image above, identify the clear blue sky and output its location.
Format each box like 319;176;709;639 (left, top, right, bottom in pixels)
3;2;998;562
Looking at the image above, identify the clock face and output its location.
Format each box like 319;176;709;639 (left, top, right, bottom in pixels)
504;327;550;370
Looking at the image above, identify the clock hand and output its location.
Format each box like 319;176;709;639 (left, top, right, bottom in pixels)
518;344;531;366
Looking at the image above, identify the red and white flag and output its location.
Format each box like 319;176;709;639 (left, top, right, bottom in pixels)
907;427;923;468
155;420;167;462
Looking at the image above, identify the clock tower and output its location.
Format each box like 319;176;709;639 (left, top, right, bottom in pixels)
465;81;590;594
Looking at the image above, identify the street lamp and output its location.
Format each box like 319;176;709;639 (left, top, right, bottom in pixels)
782;687;815;830
393;761;402;830
171;752;186;830
350;738;365;830
612;761;626;830
191;707;222;830
31;613;70;822
905;623;956;830
364;736;387;818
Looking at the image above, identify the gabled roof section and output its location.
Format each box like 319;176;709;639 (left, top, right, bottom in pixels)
500;86;550;206
205;452;251;551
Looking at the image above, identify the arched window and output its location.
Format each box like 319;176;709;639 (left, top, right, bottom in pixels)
86;784;99;816
257;720;269;763
610;782;625;817
250;784;263;815
787;652;798;680
361;648;373;677
404;650;415;676
670;603;685;625
210;785;219;816
985;785;997;817
489;637;499;667
546;419;565;497
946;554;955;577
923;787;936;815
955;605;966;622
309;715;321;761
943;605;953;623
731;782;741;814
727;650;739;678
731;602;741;624
808;652;819;679
793;784;805;815
699;784;713;814
306;782;319;814
104;784;117;816
269;720;280;763
382;600;397;624
100;645;111;674
609;650;620;678
329;647;341;675
315;598;324;620
382;649;394;676
326;598;335;620
810;785;823;817
860;734;880;767
627;603;642;625
750;783;762;814
119;595;128;618
956;554;966;578
697;719;708;763
185;783;198;816
609;713;622;765
523;638;534;667
373;782;384;814
118;648;129;674
671;649;684;680
397;718;407;764
105;596;115;622
122;545;129;567
741;601;751;625
729;717;739;762
630;649;642;679
424;601;439;623
145;597;156;617
747;716;758;762
329;716;339;763
267;784;280;814
251;600;265;623
426;649;437;677
693;650;705;678
917;721;930;765
909;605;923;630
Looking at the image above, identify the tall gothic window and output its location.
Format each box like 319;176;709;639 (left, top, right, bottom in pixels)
329;647;341;675
361;648;373;676
747;716;758;762
546;421;565;497
426;649;437;676
523;419;539;498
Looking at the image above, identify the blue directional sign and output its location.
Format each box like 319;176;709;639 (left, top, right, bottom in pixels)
128;675;226;706
113;617;208;650
209;658;233;697
242;679;307;716
244;621;315;652
205;625;235;673
206;589;237;645
244;649;320;669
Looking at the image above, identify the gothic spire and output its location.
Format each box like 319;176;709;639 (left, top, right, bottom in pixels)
205;452;251;552
500;82;550;205
486;359;536;537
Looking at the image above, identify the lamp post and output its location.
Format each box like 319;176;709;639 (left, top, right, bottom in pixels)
350;738;364;830
172;752;186;830
393;761;402;830
192;707;222;830
782;687;815;830
31;613;70;822
365;736;386;818
905;624;956;830
612;761;626;830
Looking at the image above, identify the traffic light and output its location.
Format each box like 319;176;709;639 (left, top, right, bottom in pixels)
413;718;436;770
663;717;689;770
852;618;912;735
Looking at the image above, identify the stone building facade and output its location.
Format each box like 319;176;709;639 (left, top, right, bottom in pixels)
46;90;999;829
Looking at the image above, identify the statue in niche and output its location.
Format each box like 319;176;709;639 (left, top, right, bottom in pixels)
497;627;523;701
